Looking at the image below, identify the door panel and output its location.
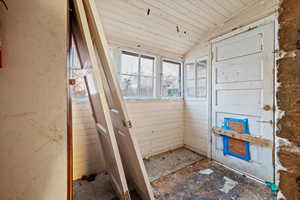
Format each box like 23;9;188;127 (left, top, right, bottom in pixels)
211;22;275;182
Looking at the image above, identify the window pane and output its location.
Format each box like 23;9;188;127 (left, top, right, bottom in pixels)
185;64;196;97
140;76;154;97
121;52;139;75
186;64;195;80
196;62;206;79
186;79;196;97
120;75;138;97
196;61;207;97
162;61;181;97
196;78;207;97
141;56;154;76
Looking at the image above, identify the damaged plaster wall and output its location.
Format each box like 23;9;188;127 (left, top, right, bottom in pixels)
277;0;300;199
0;0;68;199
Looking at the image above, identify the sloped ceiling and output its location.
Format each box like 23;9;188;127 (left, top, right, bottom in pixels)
96;0;272;58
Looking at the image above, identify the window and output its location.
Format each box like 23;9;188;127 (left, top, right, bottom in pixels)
161;60;182;97
119;51;155;98
185;59;207;98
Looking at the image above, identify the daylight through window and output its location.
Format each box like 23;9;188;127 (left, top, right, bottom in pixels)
119;51;155;98
185;59;207;98
161;60;182;97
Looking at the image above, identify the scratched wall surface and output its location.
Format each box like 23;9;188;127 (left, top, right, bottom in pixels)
0;0;68;199
277;0;300;199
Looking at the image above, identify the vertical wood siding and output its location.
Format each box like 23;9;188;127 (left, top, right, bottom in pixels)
72;100;106;180
126;101;184;157
184;100;209;156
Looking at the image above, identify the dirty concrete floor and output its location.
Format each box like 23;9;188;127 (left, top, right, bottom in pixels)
73;172;116;200
152;159;275;200
73;148;275;200
144;148;206;182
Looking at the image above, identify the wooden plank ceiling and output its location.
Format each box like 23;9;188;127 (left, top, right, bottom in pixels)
96;0;262;57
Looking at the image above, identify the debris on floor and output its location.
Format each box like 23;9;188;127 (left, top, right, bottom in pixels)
199;168;214;175
220;176;238;193
73;148;275;200
81;173;97;182
151;159;275;200
73;172;116;200
143;148;205;182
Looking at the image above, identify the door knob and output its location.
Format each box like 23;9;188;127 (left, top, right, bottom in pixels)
263;105;272;111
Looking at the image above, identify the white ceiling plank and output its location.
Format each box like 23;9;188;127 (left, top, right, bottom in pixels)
239;0;248;6
109;37;184;60
134;0;210;32
97;7;197;46
213;0;240;13
188;0;230;20
177;0;227;22
104;23;193;50
203;0;233;18
154;0;219;28
101;19;192;50
105;28;188;54
97;0;205;40
227;0;245;10
95;0;268;57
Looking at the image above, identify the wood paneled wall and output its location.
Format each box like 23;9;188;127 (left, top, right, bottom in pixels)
126;100;184;157
72;99;106;180
183;100;209;156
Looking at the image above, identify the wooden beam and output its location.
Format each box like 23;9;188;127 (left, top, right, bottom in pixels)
212;127;273;148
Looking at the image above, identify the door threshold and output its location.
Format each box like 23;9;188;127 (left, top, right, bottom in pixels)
213;160;269;184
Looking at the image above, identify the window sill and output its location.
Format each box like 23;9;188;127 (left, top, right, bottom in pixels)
184;97;207;102
124;97;183;103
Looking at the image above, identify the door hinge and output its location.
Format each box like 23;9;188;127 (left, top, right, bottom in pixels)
273;49;282;58
69;79;76;85
123;120;133;129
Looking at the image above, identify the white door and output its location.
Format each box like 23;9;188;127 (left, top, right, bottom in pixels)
211;22;275;182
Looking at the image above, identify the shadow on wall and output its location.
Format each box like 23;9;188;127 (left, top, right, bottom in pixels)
0;0;68;199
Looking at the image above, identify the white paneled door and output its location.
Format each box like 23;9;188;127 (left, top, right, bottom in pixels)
211;22;275;182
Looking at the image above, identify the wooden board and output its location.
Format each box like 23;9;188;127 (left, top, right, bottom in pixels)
212;127;273;148
71;1;130;199
227;120;247;157
73;0;154;199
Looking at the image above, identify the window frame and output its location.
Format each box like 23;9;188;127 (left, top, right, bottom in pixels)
160;59;184;99
184;56;208;100
119;50;156;99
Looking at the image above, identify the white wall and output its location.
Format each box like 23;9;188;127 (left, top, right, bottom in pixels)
126;100;184;157
72;99;106;180
0;1;68;199
184;100;209;156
